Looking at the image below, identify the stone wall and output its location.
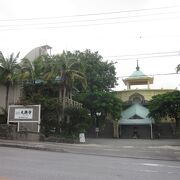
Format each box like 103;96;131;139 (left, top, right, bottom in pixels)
0;124;17;139
0;124;41;141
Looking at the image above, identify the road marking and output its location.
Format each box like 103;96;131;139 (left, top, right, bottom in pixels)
142;163;180;169
143;163;162;167
166;165;180;169
122;146;134;148
100;146;134;151
139;169;176;174
104;148;120;151
148;145;180;150
139;169;158;173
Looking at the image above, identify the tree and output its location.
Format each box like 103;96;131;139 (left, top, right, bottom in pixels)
74;50;118;92
0;52;20;112
148;91;180;129
76;91;122;137
20;52;87;134
20;56;45;84
72;50;120;137
19;92;62;137
64;107;92;137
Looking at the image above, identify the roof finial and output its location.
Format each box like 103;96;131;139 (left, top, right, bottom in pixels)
136;59;140;71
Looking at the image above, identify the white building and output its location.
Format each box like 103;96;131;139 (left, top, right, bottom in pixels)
24;45;52;61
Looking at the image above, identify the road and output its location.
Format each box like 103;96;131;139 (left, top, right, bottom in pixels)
0;146;180;180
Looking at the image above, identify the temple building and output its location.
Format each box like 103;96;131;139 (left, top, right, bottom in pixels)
115;61;174;139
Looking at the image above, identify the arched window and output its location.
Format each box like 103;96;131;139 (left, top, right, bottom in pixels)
129;93;144;104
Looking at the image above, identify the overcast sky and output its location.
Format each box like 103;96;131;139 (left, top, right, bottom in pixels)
0;0;180;90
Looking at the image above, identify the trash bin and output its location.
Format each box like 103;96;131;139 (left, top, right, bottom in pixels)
79;133;85;143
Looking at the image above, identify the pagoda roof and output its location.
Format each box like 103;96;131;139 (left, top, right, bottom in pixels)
130;69;146;78
123;61;154;85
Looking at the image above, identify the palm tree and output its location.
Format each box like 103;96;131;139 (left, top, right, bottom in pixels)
20;56;44;84
0;52;20;111
53;53;87;124
53;52;87;105
20;53;87;101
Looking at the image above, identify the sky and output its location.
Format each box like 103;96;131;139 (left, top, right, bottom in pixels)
0;0;180;90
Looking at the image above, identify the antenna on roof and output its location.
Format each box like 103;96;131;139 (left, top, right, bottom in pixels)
136;59;140;71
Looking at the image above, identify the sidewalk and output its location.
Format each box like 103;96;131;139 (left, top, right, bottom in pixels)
87;138;180;148
0;138;180;161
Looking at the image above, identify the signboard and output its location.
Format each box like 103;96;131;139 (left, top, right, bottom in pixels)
15;108;33;119
7;105;41;132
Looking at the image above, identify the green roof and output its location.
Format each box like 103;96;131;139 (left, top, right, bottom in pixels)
119;103;154;125
129;70;146;78
122;61;154;86
121;103;149;119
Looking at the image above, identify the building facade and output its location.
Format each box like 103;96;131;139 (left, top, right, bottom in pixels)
115;61;175;139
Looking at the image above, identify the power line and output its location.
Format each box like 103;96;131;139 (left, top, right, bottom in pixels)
119;72;179;78
1;4;180;22
105;50;180;58
106;54;180;61
0;15;180;31
1;11;180;28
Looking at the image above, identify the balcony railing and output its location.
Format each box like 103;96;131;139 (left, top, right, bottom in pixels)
60;97;82;108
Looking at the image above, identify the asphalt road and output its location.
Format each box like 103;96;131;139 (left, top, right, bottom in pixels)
0;147;180;180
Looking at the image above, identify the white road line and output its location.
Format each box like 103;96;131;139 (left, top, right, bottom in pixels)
122;146;134;148
148;145;180;150
143;163;162;167
139;169;159;173
142;163;180;169
104;148;121;151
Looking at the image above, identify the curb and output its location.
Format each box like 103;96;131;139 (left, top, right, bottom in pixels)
1;142;180;162
0;142;66;153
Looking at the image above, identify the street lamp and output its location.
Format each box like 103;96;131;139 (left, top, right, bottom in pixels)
95;112;101;137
